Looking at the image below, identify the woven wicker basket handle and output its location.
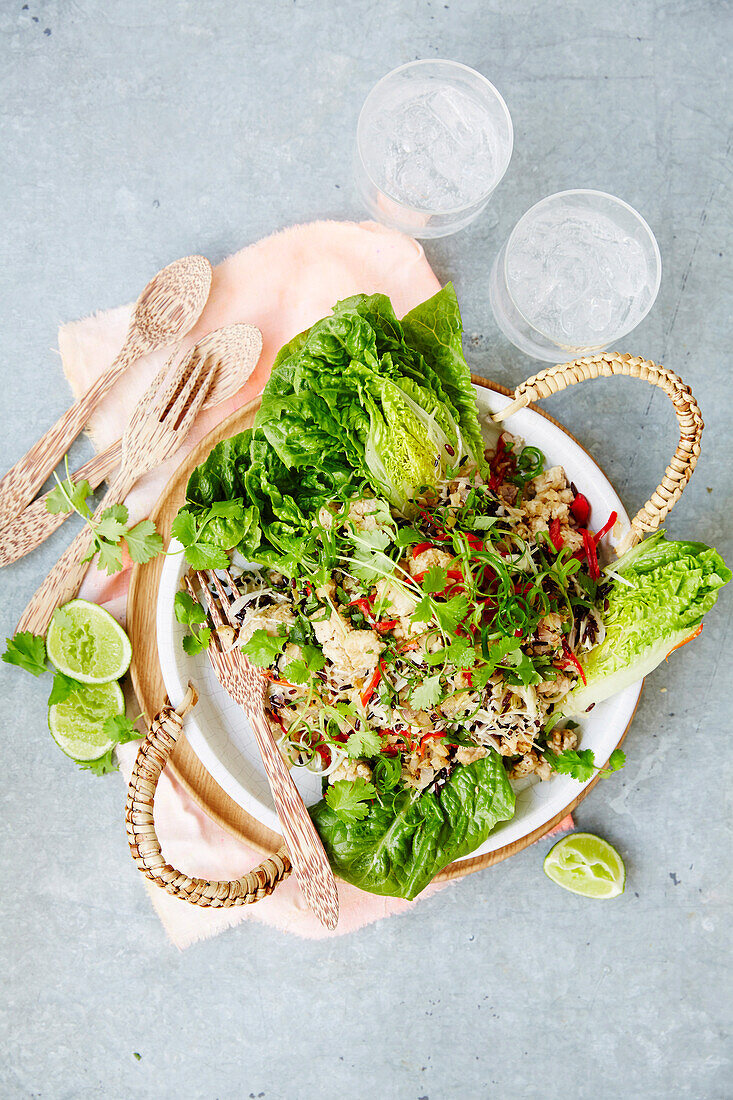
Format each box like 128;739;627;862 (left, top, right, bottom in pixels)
125;683;292;907
492;352;703;553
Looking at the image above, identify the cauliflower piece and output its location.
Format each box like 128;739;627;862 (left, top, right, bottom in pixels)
408;547;454;577
329;759;373;784
509;751;552;780
534;612;565;652
374;576;416;618
531;466;568;494
237;604;295;646
346;498;385;532
311;602;384;675
439;690;478;720
545;725;579;755
455;745;487;766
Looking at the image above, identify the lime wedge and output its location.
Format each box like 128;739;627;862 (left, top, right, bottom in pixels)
46;599;132;684
48;680;125;761
543;832;626;899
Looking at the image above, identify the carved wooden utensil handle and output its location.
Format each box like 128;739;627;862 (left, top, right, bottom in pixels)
245;704;340;931
0;340;141;530
0;441;122;568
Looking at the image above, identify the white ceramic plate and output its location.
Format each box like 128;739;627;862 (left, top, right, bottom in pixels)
156;385;642;855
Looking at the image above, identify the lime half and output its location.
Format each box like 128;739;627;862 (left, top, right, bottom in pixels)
543;833;626;899
46;599;132;684
48;680;125;761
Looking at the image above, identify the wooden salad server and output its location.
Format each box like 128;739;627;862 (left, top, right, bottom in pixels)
0;323;262;568
186;570;340;931
15;335;221;637
0;255;213;532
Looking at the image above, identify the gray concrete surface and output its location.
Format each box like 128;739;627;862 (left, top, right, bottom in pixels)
1;2;731;1098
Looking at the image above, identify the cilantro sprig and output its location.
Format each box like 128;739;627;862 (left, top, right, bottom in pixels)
173;591;212;655
325;778;376;824
2;631;48;676
47;462;163;574
77;714;141;776
545;747;626;782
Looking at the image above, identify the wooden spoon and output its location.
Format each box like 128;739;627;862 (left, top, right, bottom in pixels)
0;323;263;568
0;255;212;531
16;337;220;637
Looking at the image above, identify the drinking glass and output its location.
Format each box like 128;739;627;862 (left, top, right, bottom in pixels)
489;189;662;361
355;60;513;238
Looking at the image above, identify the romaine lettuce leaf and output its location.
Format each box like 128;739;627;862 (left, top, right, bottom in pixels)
310;751;515;899
400;282;487;471
256;285;479;510
564;531;730;714
176;286;487;568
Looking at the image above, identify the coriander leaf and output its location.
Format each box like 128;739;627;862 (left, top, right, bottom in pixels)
174;590;207;627
324;778;376;824
467;663;495;690
411;595;434;624
124;520;164;564
103;713;140;744
344;727;382;759
171;511;198;547
302;644;325;671
288;614;316;647
2;632;47;676
546;748;597;782
503;649;542;687
433;594;468;634
96;538;123;575
95;515;128;541
421;566;448;594
241;628;286;668
182;628;211;656
285;644;325;684
48;672;84;706
393;528;424;548
410;674;443;710
348;529;394;584
445;639;478;669
182;541;231;570
46;477;92;517
283;659;310;684
95;504;129;541
607;748;626;772
77;749;118;776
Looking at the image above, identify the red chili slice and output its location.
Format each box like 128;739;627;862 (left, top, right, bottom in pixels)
582;528;600;580
594;510;618;544
360;659;386;707
375;620;398;635
562;639;587;686
549;517;564;551
570;493;591;526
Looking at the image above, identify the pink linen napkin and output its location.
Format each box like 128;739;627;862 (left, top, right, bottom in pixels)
58;219;572;947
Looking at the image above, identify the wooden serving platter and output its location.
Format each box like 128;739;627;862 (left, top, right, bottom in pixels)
127;377;636;883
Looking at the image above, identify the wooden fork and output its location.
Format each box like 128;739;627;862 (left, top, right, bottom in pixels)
16;345;218;636
0;322;263;569
0;255;212;531
186;569;340;931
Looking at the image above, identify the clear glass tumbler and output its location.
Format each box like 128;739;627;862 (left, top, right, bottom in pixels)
489;189;662;362
355;60;513;239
